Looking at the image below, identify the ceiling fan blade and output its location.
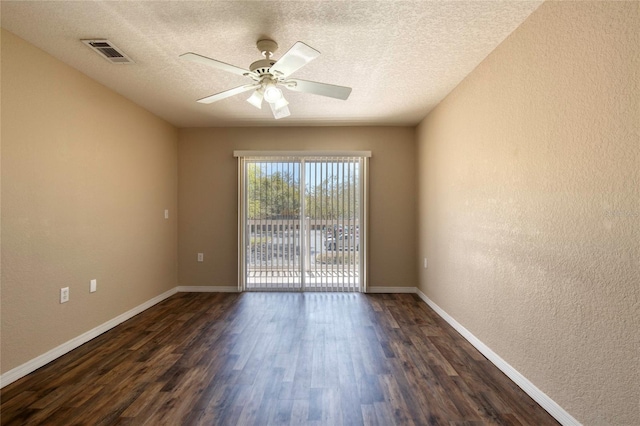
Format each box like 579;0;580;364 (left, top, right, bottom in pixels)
180;52;254;77
197;84;260;104
270;42;320;78
283;79;352;100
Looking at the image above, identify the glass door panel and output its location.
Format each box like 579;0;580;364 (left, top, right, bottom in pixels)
241;156;364;292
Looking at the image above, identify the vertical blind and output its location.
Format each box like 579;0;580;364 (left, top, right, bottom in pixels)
235;152;370;292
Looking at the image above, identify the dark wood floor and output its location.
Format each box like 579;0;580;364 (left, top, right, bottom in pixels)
1;292;558;425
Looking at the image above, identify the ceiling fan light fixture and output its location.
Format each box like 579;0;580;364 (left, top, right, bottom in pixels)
247;89;264;109
273;96;289;110
263;84;283;103
269;102;291;119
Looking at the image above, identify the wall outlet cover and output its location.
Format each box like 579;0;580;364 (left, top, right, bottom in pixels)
60;287;70;303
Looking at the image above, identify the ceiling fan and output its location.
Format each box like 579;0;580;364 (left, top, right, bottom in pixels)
180;39;352;119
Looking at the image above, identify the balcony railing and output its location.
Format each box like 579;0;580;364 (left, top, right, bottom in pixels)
246;219;360;291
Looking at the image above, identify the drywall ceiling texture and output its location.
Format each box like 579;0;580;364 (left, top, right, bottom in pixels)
0;1;541;126
178;127;417;291
416;2;638;424
1;30;179;373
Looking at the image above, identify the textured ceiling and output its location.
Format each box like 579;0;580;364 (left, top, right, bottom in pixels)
0;1;542;127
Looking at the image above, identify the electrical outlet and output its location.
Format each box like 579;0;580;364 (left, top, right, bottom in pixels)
60;287;70;303
424;258;428;269
197;253;204;262
90;279;97;293
164;209;169;219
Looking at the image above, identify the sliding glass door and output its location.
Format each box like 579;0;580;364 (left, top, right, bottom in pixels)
245;160;303;290
236;152;369;292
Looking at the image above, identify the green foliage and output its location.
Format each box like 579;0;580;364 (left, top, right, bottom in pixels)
305;173;359;220
247;163;300;219
246;162;360;220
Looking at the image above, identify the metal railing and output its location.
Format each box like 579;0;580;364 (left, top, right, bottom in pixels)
246;219;360;291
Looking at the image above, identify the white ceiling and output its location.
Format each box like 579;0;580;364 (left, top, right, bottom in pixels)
1;1;542;128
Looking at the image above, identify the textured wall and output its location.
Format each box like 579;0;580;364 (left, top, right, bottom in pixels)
1;30;179;373
178;127;417;290
416;2;639;424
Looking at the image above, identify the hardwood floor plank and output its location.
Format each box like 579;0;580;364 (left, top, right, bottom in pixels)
358;374;383;406
0;392;39;425
360;404;378;426
120;382;165;418
307;388;323;422
338;383;363;425
0;293;559;425
268;397;293;425
289;398;310;425
378;374;418;425
372;400;396;426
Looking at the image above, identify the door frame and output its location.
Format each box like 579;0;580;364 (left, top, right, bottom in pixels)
235;151;370;292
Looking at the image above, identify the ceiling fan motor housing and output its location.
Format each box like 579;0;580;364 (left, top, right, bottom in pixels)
249;59;277;76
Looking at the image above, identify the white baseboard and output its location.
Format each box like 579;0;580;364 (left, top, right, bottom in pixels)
177;286;239;293
367;286;417;293
0;287;178;389
414;288;581;426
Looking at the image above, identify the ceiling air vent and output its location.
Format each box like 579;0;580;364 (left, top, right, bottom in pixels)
81;39;134;64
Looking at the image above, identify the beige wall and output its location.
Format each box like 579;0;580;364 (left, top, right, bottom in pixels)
416;2;639;424
3;2;638;422
178;127;417;290
1;30;179;373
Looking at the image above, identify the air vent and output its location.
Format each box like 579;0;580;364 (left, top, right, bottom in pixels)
81;39;134;64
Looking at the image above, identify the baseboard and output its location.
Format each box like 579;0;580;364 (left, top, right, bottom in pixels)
367;286;417;293
414;288;581;426
177;286;239;293
0;287;178;389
